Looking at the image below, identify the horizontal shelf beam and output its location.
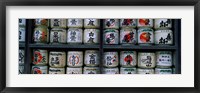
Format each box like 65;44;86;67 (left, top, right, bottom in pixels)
19;43;25;48
29;44;100;49
103;45;177;50
29;44;177;50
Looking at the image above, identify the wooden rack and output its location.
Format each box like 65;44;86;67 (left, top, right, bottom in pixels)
19;19;181;74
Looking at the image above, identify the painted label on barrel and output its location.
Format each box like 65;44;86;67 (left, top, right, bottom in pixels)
155;29;173;45
67;28;83;43
104;29;119;44
51;19;67;28
66;67;82;74
84;19;100;28
102;67;119;74
138;53;156;68
120;51;137;67
137;19;153;28
84;50;99;66
32;49;48;65
103;52;119;67
68;19;83;28
104;19;119;29
19;19;26;26
19;49;25;65
19;27;26;42
83;67;100;74
50;28;67;43
155;68;172;74
120;19;137;28
33;26;49;43
156;51;172;67
49;67;65;74
137;68;155;74
138;28;154;44
154;19;172;29
120;28;137;44
49;52;66;67
35;19;48;26
67;51;83;67
84;29;99;44
120;67;137;74
19;65;24;74
32;66;48;74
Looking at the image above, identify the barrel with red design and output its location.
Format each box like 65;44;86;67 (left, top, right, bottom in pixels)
67;51;83;67
103;52;119;67
104;29;119;45
137;19;153;28
120;19;137;28
103;19;119;29
120;28;137;45
34;19;49;27
33;26;49;43
138;28;154;45
120;51;137;67
32;66;48;74
32;49;48;65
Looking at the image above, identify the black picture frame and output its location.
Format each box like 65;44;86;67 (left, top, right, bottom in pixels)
0;0;199;93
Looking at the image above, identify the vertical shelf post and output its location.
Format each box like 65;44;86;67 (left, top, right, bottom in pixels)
99;19;104;73
174;19;181;74
24;19;33;74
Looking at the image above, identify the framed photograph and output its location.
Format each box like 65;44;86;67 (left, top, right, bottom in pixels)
1;0;200;93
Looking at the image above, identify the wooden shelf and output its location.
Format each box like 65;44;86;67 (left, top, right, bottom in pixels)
19;43;25;48
21;19;181;74
29;43;100;49
103;45;177;50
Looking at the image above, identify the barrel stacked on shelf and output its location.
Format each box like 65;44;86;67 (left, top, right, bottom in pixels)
19;19;26;42
136;19;174;74
32;19;49;74
19;49;25;74
31;19;101;74
19;19;26;74
19;18;178;74
102;19;174;74
103;19;120;74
